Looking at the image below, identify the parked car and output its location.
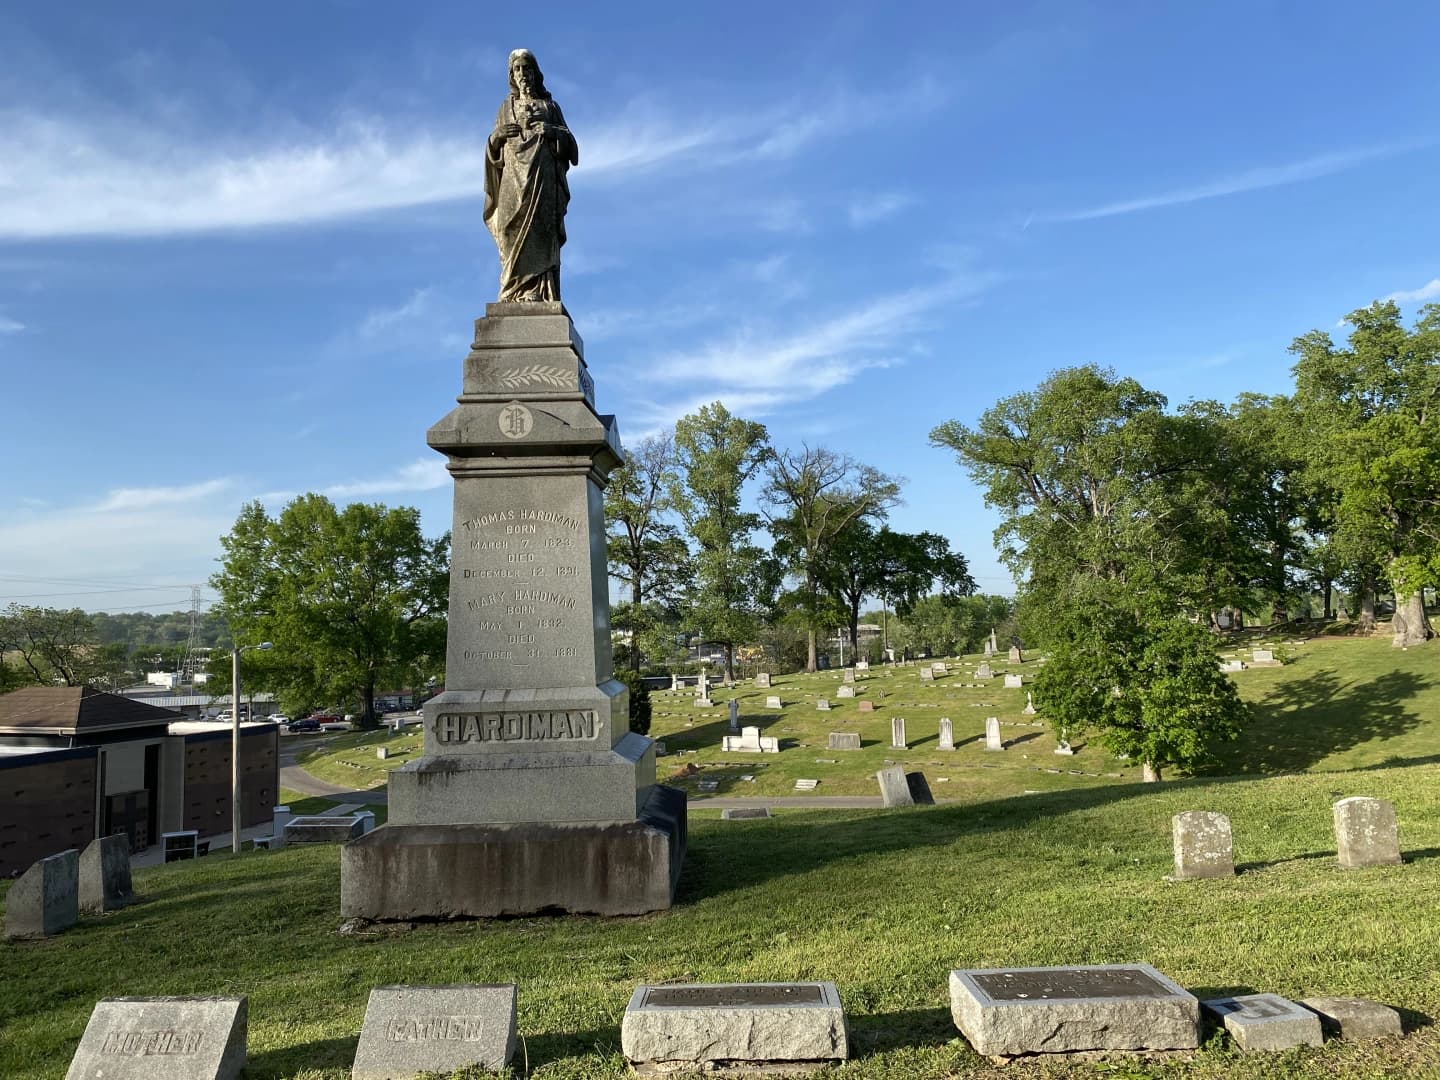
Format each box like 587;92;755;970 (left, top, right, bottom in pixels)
288;717;321;732
268;713;291;726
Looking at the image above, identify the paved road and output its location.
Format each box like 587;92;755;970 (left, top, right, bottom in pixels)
279;735;389;804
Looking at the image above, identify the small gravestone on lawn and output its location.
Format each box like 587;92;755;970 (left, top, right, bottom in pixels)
80;835;134;914
827;732;861;751
857;700;875;713
919;667;935;682
66;996;248;1080
844;668;856;684
377;746;389;760
950;964;1200;1056
285;816;364;844
1008;645;1022;663
906;772;935;805
1201;994;1322;1053
837;686;855;698
891;717;907;748
984;717;1004;752
4;849;78;940
855;660;869;672
622;983;848;1072
722;726;779;753
816;698;831;710
1054;735;1074;755
728;698;740;732
794;778;819;791
670;674;680;692
755;672;771;688
352;984;516;1080
1003;674;1022;689
938;718;955;750
695;690;714;708
975;663;993;680
1333;797;1401;868
876;765;914;807
1251;648;1279;666
932;662;948;675
765;695;782;709
1022;692;1036;715
722;807;772;820
1171;811;1234;879
1299;997;1403;1041
1221;659;1245;673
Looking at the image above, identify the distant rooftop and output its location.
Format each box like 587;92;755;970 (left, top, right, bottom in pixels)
0;685;185;736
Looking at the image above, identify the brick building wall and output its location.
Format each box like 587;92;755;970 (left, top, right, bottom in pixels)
0;747;98;878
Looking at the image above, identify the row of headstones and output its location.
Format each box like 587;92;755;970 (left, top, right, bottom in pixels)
3;835;133;940
923;663;1024;685
1172;798;1403;876
61;965;1404;1078
824;715;1051;754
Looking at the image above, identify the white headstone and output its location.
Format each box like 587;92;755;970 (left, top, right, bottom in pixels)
891;717;907;749
938;718;954;751
816;698;831;710
836;686;855;698
1003;674;1022;689
765;695;782;709
1022;692;1036;716
984;717;1004;752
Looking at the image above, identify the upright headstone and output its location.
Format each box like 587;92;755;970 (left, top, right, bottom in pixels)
1022;692;1036;715
857;700;875;713
1054;740;1074;756
79;835;134;914
906;772;935;805
919;666;935;682
697;671;708;696
816;698;831;711
891;716;907;749
1171;811;1234;879
836;686;855;699
339;65;685;918
727;698;740;732
827;732;861;751
65;996;248;1080
351;985;517;1079
984;717;1004;752
976;662;993;680
988;628;998;654
755;672;771;689
875;765;914;808
1003;673;1022;689
670;673;680;692
1333;796;1401;868
1008;645;1022;663
765;695;782;709
4;848;78;940
854;660;869;672
844;668;856;684
938;718;954;750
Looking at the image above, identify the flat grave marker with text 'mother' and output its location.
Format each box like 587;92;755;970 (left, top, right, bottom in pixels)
65;996;247;1080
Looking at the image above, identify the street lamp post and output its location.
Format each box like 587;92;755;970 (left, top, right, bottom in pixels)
231;641;273;853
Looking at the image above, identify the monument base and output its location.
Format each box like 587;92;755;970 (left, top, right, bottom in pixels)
340;785;686;919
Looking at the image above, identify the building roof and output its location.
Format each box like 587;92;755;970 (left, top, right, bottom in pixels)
0;685;186;736
122;693;277;710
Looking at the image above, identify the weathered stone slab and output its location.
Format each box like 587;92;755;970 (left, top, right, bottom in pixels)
938;718;954;751
351;984;516;1079
876;765;914;808
836;686;855;699
906;772;935;805
722;725;779;753
721;808;771;820
621;982;848;1070
984;717;1004;752
1003;674;1022;689
1220;659;1245;673
919;667;935;682
1299;996;1403;1041
843;668;856;684
284;815;364;844
816;698;830;711
80;835;134;914
949;964;1201;1056
932;662;948;675
976;663;993;680
755;673;771;688
1201;993;1322;1052
1171;811;1234;879
891;717;907;748
5;848;78;939
827;732;861;751
65;996;247;1080
1008;646;1022;663
765;695;782;709
854;661;869;672
857;700;874;713
1333;797;1401;868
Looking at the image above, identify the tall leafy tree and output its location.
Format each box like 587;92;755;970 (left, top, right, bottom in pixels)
211;496;450;727
1291;301;1440;645
931;365;1246;780
605;433;690;671
671;403;775;682
763;445;901;671
0;605;108;686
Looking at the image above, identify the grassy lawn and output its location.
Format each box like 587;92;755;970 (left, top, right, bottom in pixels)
288;633;1440;808
3;762;1438;1078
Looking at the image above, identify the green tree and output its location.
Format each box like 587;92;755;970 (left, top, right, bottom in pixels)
1290;301;1440;645
0;605;105;686
763;445;901;671
671;403;777;682
211;496;450;728
605;433;690;671
931;365;1245;779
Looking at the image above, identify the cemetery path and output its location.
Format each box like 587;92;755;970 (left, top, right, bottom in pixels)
280;738;390;804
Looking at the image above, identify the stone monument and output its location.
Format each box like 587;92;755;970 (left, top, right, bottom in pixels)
340;52;684;920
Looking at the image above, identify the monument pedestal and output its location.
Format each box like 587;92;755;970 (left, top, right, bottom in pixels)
340;302;685;919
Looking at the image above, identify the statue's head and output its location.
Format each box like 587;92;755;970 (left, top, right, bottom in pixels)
508;49;549;99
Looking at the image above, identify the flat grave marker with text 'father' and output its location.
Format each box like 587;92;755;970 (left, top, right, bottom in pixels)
351;984;517;1080
65;996;247;1080
622;983;848;1072
950;964;1201;1056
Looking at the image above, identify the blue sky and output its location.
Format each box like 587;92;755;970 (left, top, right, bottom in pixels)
2;2;1439;615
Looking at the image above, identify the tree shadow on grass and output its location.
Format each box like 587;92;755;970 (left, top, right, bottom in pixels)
1207;668;1431;776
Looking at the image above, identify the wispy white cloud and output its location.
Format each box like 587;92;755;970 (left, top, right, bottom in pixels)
848;190;915;228
0;315;24;334
1039;142;1425;224
358;288;433;339
1384;278;1440;304
90;478;232;512
322;459;449;498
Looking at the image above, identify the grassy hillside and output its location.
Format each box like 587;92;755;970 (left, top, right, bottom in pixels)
3;762;1439;1078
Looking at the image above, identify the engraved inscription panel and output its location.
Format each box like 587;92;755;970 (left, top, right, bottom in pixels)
386;1016;486;1042
101;1029;204;1055
973;968;1172;1002
643;985;825;1008
433;711;597;746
